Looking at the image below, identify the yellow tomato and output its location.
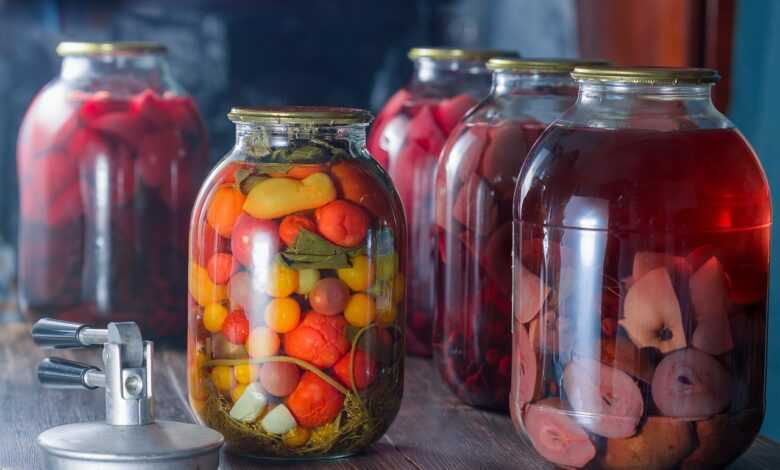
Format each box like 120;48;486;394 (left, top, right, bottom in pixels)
264;297;302;333
283;426;312;448
203;303;229;333
344;293;377;327
234;364;259;385
210;365;234;392
189;262;227;306
265;261;299;298
337;255;374;292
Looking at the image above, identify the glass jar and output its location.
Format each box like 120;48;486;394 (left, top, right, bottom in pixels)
17;42;208;337
512;67;770;469
187;107;406;459
433;59;598;411
368;47;516;357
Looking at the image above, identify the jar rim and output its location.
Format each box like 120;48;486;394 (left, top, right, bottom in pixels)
571;66;720;84
56;41;167;56
228;106;373;125
408;47;518;61
487;58;609;73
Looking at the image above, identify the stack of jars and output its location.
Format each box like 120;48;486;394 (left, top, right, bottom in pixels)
512;67;770;469
368;48;516;356
187;107;406;458
433;58;604;410
17;42;208;337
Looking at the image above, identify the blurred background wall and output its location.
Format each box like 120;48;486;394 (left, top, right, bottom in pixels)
1;0;777;439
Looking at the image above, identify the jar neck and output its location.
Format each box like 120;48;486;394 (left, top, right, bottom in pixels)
409;58;492;96
59;53;178;94
492;70;577;96
558;81;728;130
234;122;368;154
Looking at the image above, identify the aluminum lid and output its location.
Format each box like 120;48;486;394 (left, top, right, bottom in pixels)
38;420;223;470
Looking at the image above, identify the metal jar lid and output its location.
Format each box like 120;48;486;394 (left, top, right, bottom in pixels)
32;318;224;470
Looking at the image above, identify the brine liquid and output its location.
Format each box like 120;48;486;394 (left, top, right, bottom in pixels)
17;86;208;337
512;126;769;469
433;119;545;410
369;91;478;357
187;144;405;458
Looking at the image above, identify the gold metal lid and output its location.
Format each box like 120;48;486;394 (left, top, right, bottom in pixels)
228;106;373;125
487;58;610;73
56;42;167;56
571;66;720;84
408;47;518;61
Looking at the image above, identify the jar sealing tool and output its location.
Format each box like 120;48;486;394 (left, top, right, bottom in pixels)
31;318;223;469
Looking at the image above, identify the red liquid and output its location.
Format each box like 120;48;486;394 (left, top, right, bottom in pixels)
369;90;478;357
512;126;769;469
17;88;208;337
433;120;545;410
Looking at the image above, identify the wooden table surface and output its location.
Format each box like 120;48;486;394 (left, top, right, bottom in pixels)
1;321;779;469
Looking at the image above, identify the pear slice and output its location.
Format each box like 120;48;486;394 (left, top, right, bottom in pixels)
602;416;694;470
512;322;542;404
516;265;550;324
524;398;596;468
620;267;686;353
651;348;732;419
690;256;733;355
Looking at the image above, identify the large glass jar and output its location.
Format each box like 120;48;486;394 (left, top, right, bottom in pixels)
512;67;770;469
17;42;208;337
368;48;515;357
433;59;597;411
187;107;406;459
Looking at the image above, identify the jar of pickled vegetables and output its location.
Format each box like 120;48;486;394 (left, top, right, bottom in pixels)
368;47;515;356
512;67;770;469
17;42;208;337
433;58;602;411
188;107;406;459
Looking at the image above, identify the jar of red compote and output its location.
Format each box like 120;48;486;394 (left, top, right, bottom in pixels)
17;42;208;337
368;47;516;356
433;58;604;411
512;67;770;469
188;107;406;459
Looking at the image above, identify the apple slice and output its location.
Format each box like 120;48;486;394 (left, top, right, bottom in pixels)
602;416;694;470
515;265;549;324
620;267;687;353
651;348;732;419
512;322;542;403
690;256;733;355
563;358;644;438
524;398;596;468
582;335;655;383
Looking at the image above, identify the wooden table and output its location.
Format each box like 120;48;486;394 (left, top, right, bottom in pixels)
1;321;779;469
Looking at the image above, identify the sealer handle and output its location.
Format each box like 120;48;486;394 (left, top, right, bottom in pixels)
37;357;104;390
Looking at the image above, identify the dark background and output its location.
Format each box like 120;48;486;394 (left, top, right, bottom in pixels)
2;0;779;439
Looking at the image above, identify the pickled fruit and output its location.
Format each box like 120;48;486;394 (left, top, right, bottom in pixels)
524;398;596;468
435;120;546;411
18;84;207;337
513;121;769;469
189;123;405;458
369;87;481;357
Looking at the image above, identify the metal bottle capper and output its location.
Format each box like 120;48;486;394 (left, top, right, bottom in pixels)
32;318;224;469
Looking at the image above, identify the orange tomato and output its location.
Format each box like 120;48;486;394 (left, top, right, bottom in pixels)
330;162;389;216
206;186;246;237
315;200;369;248
279;214;317;246
284;312;349;368
286;371;344;428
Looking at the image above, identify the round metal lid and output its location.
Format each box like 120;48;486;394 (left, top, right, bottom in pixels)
56;41;167;56
228;106;373;125
407;47;518;61
37;420;223;469
571;66;720;85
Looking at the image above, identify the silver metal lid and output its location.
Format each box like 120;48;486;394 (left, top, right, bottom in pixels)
31;318;224;470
